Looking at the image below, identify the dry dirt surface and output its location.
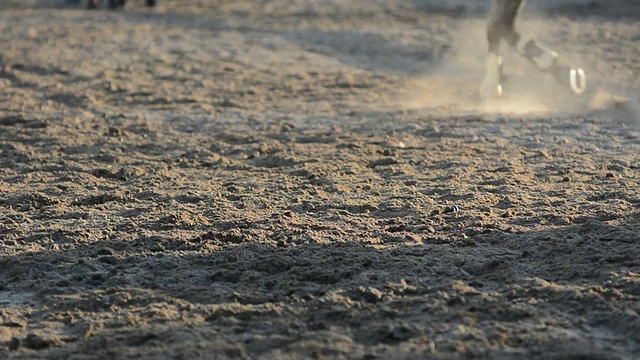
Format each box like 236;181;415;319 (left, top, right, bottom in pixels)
1;0;639;359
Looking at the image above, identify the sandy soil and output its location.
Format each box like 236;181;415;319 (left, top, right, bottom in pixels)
1;0;639;359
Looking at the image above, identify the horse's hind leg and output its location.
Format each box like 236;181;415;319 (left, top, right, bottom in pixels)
512;26;587;96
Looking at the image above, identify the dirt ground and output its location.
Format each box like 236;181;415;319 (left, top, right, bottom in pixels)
0;0;639;359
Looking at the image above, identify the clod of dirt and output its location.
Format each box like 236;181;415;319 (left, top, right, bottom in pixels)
114;166;141;181
22;334;49;350
107;126;126;137
354;287;384;303
8;337;20;351
367;157;398;168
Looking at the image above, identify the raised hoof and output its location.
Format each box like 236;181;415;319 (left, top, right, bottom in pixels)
552;66;587;95
569;68;587;95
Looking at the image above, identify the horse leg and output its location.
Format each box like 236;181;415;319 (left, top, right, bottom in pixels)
515;37;587;95
480;0;523;97
481;0;587;97
510;15;587;94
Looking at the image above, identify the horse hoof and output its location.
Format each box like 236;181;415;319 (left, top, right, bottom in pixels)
552;66;587;95
570;68;587;95
480;82;503;98
480;54;504;98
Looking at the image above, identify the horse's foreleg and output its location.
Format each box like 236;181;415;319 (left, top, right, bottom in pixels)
481;0;524;97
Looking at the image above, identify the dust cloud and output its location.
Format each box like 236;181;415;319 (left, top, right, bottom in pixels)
392;2;639;123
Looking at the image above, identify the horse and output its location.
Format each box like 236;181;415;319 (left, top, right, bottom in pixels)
480;0;587;98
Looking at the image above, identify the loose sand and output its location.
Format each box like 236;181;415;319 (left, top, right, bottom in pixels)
0;0;639;359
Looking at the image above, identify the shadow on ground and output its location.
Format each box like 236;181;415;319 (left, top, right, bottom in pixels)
1;214;639;358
